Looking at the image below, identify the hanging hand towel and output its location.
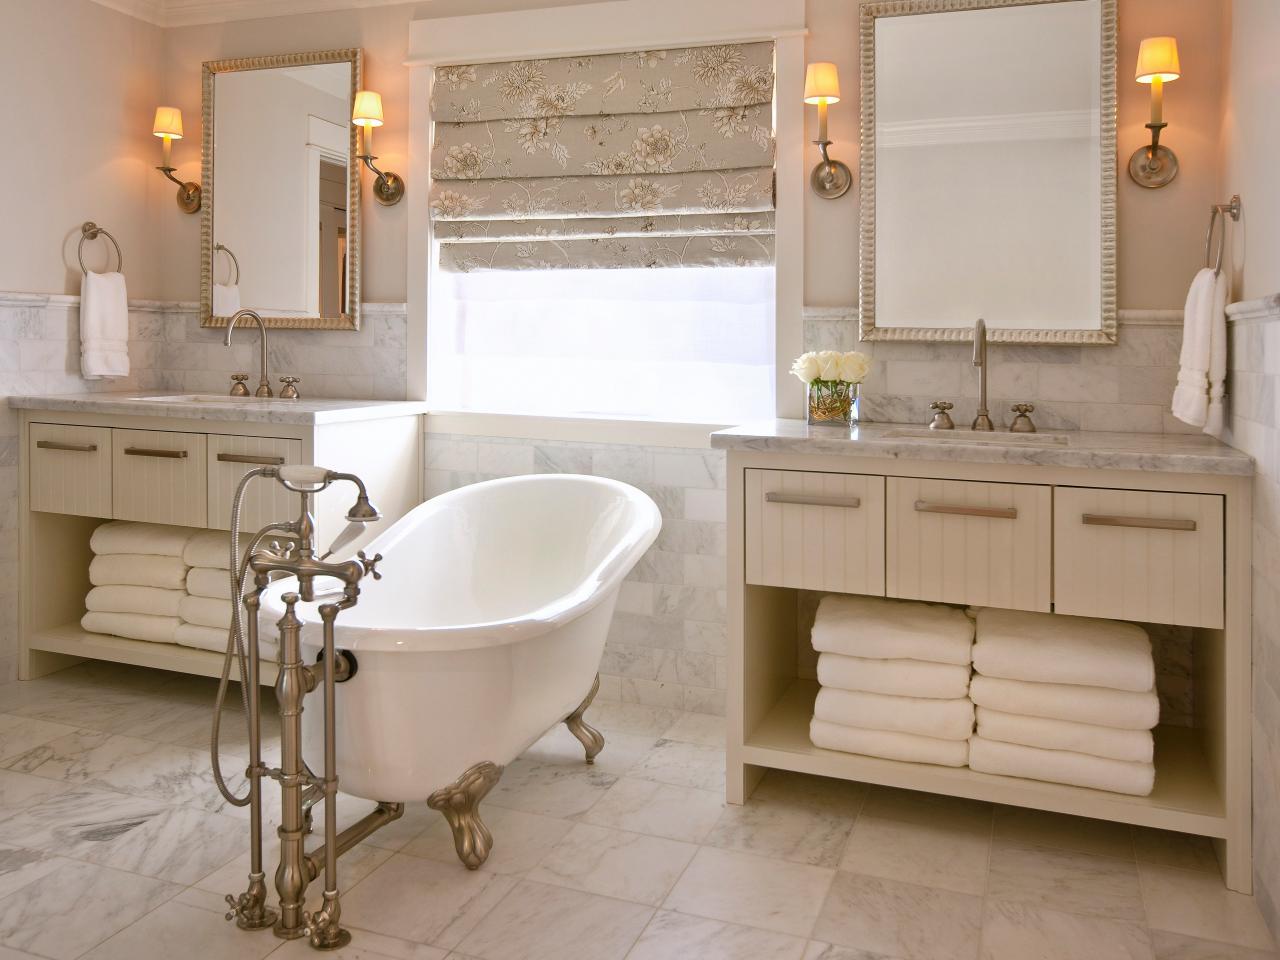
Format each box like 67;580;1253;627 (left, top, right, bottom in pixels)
969;736;1155;797
80;270;130;379
977;706;1154;764
810;718;969;767
814;687;975;741
1203;268;1230;437
212;283;241;317
970;675;1160;731
817;652;972;700
1171;267;1217;427
811;594;974;665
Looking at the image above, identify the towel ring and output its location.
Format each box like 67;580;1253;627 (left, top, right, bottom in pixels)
1204;195;1242;275
214;243;241;285
78;221;123;275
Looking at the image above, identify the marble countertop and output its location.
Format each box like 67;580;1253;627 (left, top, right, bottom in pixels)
711;419;1254;476
10;392;430;426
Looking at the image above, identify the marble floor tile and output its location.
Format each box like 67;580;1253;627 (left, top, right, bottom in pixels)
0;859;180;960
587;701;684;737
992;806;1135;860
665;847;835;937
631;738;725;793
0;768;70;816
1139;862;1277;950
0;845;66;901
404;806;573;875
1132;828;1220;873
627;909;808;960
582;777;725;843
840;815;990;895
986;841;1146;921
661;712;726;748
1149;930;1280;959
81;900;279;960
812;872;982;960
271;929;448;959
860;786;992;832
0;785;170;857
748;770;868;816
802;942;900;959
195;840;394;915
520;724;657;777
452;880;652;960
79;805;246;884
0;946;44;960
528;822;697;906
0;714;80;764
486;758;618;819
340;853;516;949
705;797;855;868
980;900;1155;960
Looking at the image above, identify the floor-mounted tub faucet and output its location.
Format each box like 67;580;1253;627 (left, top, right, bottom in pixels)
225;309;272;398
972;318;994;431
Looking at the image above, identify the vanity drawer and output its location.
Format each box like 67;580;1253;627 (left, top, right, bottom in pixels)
1054;487;1224;628
112;429;208;527
29;423;113;518
745;469;886;595
207;434;302;532
886;477;1051;612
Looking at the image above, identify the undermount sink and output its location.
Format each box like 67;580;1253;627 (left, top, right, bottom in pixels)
129;394;291;404
879;428;1070;447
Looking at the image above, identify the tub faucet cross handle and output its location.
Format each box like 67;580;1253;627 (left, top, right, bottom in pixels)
357;550;383;580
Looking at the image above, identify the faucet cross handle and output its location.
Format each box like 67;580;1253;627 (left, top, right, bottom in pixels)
928;400;955;431
1010;403;1038;433
357;550;383;580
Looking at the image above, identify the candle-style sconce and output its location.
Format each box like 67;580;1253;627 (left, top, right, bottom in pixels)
152;106;202;213
1128;36;1181;189
352;90;405;206
805;62;852;200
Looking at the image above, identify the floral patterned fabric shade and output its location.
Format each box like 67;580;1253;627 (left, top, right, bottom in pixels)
430;42;776;271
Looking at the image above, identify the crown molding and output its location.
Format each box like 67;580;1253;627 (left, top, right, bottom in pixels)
89;0;424;28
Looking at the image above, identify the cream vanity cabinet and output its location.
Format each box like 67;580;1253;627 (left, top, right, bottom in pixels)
16;395;425;684
717;423;1254;893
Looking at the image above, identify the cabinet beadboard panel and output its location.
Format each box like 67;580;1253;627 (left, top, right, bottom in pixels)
886;477;1051;611
1055;487;1225;628
206;434;302;532
29;424;113;519
745;469;886;595
111;429;208;527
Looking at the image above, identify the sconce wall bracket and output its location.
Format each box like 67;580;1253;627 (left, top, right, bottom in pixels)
360;155;405;206
811;140;852;200
157;165;202;213
1128;122;1178;189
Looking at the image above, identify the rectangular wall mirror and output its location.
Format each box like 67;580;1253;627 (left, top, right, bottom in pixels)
859;0;1117;343
200;49;362;330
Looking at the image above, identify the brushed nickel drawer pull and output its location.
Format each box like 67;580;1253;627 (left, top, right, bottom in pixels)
125;447;189;459
914;500;1018;520
36;440;98;453
217;452;285;466
765;492;862;509
1082;513;1197;532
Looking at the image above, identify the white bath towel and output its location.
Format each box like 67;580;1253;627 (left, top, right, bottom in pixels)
85;585;184;619
968;736;1155;797
89;554;189;590
187;567;233;601
1172;267;1219;429
810;718;969;767
212;283;241;317
180;595;234;630
90;521;195;559
970;675;1160;731
184;529;234;570
1204;268;1230;437
977;707;1154;764
82;611;180;644
814;687;975;741
811;594;974;666
80;271;130;379
817;653;971;700
973;608;1154;692
175;622;277;662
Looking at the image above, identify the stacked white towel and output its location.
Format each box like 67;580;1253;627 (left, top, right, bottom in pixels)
969;608;1158;796
177;529;272;659
809;595;974;767
82;521;193;643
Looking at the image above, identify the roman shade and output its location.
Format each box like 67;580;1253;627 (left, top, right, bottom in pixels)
430;42;776;271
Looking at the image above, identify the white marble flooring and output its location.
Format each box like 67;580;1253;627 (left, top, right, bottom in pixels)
0;662;1275;960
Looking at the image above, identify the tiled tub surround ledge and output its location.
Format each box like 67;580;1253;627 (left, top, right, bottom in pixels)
9;393;429;426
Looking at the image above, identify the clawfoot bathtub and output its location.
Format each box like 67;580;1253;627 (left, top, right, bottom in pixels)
261;474;661;869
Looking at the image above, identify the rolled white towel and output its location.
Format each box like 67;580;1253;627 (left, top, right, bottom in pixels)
85;585;184;619
89;554;189;590
810;718;969;767
180;595;234;630
817;652;971;700
187;567;233;601
82;611;180;644
970;676;1159;731
969;736;1155;797
811;594;974;666
974;608;1153;692
184;530;234;571
175;622;277;662
977;707;1153;765
91;521;195;558
814;687;974;741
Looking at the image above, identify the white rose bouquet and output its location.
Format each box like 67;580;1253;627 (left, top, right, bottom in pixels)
791;350;870;425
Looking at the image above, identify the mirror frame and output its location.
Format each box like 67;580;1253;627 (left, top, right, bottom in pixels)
858;0;1118;344
200;48;363;331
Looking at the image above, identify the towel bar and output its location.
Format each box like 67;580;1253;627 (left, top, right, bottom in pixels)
77;222;123;275
214;243;241;285
1205;196;1241;275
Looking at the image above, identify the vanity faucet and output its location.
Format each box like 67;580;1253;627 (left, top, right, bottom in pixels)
225;309;272;398
971;318;994;431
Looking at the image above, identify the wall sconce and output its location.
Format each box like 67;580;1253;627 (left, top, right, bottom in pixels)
352;90;405;206
152;106;201;213
1128;36;1181;189
804;62;852;200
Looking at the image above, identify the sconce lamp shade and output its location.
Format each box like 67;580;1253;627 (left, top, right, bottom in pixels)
152;106;184;139
803;62;841;105
352;90;385;127
1135;37;1180;83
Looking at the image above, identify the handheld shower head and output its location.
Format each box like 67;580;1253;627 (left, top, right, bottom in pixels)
345;493;381;523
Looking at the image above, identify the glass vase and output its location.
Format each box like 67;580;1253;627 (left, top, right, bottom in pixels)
807;380;859;426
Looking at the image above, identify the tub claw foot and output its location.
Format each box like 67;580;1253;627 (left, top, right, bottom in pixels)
565;673;605;764
427;761;503;870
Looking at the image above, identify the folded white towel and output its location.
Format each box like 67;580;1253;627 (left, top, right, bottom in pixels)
977;707;1153;764
187;567;233;601
970;675;1160;731
810;718;969;767
180;595;234;630
82;611;180;644
184;529;234;570
212;283;241;317
80;271;130;379
817;653;971;700
969;736;1155;796
1172;267;1217;428
175;622;277;662
91;521;195;559
89;554;189;590
1204;268;1230;438
85;585;184;618
814;687;974;741
973;608;1153;692
811;594;974;666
